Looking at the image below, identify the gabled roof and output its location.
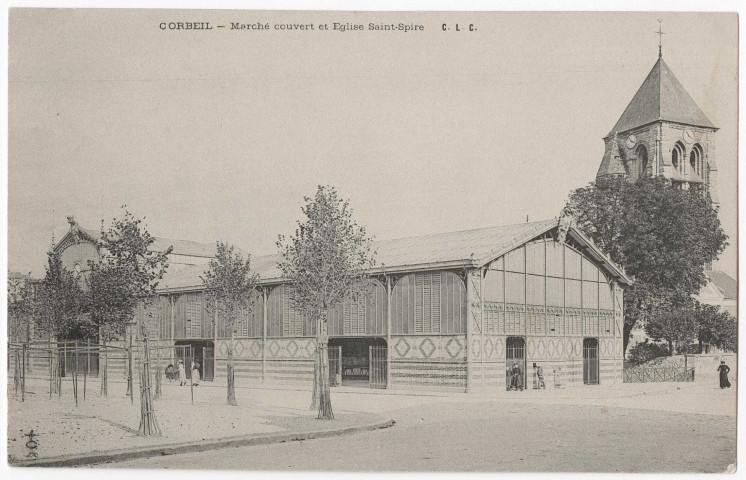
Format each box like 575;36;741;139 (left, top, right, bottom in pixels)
54;223;218;258
158;219;633;292
607;56;716;137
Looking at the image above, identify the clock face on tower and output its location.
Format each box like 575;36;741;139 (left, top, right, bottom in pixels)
683;129;695;144
625;134;637;149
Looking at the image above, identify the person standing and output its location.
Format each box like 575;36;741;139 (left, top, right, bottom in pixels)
177;359;187;386
536;365;546;389
717;360;731;389
509;363;523;391
192;360;201;386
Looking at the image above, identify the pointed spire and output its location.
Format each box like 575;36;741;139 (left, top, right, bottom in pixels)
606;56;716;137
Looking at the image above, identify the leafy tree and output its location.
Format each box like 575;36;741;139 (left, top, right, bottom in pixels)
277;186;376;419
565;176;727;353
626;340;670;365
644;297;698;355
202;242;259;406
34;252;86;342
695;301;737;353
8;274;36;344
91;207;171;435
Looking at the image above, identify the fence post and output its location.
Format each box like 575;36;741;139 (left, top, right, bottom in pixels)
22;344;27;402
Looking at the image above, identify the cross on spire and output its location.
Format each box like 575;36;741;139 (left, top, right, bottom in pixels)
656;19;666;58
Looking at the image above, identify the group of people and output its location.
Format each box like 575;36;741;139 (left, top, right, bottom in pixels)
507;360;734;390
508;363;546;391
165;359;201;386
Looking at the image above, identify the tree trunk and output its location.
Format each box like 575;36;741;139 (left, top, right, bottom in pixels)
100;340;108;397
227;330;237;406
668;340;673;356
138;335;161;436
154;336;161;401
310;315;320;410
14;350;20;395
317;314;333;420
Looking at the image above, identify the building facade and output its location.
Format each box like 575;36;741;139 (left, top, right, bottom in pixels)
113;218;630;392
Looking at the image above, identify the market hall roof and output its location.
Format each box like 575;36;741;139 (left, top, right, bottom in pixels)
606;56;717;137
157;219;633;292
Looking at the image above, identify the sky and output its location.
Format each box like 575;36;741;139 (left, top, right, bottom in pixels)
7;10;738;278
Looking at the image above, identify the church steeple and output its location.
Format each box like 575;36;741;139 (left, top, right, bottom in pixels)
596;46;719;206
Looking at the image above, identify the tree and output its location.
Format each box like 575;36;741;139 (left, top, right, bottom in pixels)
8;274;36;344
33;252;86;395
565;176;728;353
85;263;139;396
695;302;737;353
202;242;259;406
644;297;698;355
8;274;37;395
277;186;376;420
34;252;86;342
92;207;171;435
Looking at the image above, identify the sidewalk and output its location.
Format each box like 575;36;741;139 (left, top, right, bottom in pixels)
7;377;389;466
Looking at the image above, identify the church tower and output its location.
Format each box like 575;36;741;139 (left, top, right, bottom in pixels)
596;48;719;206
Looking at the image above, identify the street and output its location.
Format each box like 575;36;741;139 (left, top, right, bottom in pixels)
94;392;735;473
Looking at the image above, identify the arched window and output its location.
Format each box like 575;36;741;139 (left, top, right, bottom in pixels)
690;144;703;178
635;145;648;179
672;142;685;174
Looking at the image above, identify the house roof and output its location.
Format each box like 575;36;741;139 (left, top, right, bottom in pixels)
157;219;633;292
56;223;218;258
708;270;737;300
607;56;716;137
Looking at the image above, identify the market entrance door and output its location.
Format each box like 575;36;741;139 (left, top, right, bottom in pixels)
328;337;386;388
506;336;526;391
583;338;599;385
174;340;214;381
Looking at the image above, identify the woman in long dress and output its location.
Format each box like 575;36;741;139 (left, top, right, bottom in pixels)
192;361;200;386
177;359;187;386
717;360;731;389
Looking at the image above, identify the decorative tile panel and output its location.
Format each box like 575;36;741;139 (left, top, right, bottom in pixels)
390;335;467;361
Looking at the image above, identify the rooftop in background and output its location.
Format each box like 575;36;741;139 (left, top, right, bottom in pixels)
607;56;717;137
708;270;737;301
54;217;219;259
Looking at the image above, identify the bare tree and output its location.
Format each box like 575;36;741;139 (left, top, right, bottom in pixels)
277;186;375;420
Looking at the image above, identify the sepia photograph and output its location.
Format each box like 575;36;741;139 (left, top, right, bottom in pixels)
4;4;740;475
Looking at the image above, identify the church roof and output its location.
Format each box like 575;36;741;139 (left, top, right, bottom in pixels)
607;56;716;137
596;133;627;178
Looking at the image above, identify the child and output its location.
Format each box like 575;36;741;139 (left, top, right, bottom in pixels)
177;359;186;386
